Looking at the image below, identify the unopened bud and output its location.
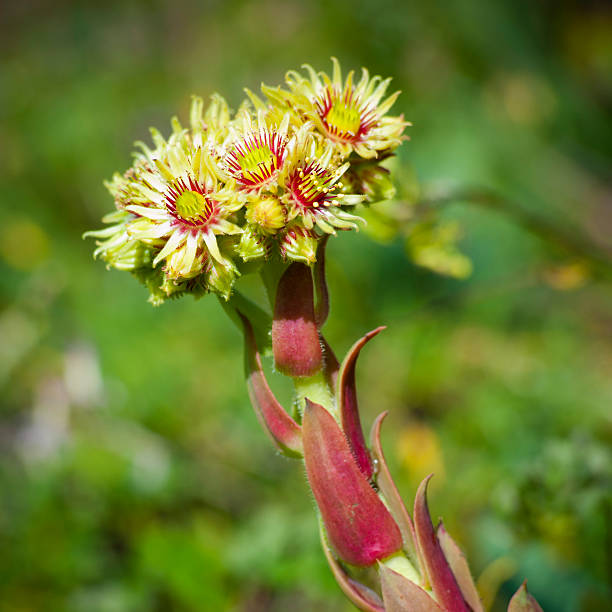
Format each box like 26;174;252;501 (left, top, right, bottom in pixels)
346;163;396;203
245;197;286;234
272;263;322;377
279;227;318;265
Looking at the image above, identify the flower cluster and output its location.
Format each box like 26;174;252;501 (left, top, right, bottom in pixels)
86;59;408;304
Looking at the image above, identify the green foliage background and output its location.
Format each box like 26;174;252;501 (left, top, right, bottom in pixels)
1;1;611;610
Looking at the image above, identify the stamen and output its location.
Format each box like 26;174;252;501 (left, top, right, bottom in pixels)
165;178;216;227
288;161;340;213
227;130;287;188
315;86;378;144
175;190;210;220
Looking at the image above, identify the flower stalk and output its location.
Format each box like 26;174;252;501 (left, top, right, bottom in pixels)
87;59;543;611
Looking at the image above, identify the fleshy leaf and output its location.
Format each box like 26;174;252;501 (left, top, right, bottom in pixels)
272;263;322;377
337;327;385;480
507;581;544;612
371;412;420;566
320;521;385;612
303;400;402;567
321;334;340;392
240;312;303;457
380;565;444;612
437;522;484;612
414;476;469;612
314;235;331;328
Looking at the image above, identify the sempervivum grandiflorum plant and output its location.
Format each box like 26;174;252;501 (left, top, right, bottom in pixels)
86;60;543;611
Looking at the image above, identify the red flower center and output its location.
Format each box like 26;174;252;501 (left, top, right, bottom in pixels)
165;178;217;228
287;162;338;211
227;130;287;189
316;87;377;144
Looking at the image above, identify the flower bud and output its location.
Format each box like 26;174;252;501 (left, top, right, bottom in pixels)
279;227;318;265
206;258;237;301
85;212;153;272
245;196;286;234
238;230;269;262
272;263;322;377
345;163;396;203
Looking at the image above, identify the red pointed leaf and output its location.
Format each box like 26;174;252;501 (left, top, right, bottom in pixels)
321;334;340;393
337;327;386;479
414;476;469;611
272;262;322;377
371;412;420;566
241;313;303;457
320;523;384;612
437;522;484;612
314;234;330;328
303;400;402;567
507;581;543;612
380;565;444;612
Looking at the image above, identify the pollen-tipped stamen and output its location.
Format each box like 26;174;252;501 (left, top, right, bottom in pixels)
227;130;287;189
288;162;340;211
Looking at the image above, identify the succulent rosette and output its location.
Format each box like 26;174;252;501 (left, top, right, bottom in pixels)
86;60;410;303
86;62;544;612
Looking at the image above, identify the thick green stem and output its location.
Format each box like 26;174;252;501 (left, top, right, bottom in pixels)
383;552;422;585
292;371;335;420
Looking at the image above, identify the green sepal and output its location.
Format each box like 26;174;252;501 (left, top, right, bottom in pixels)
280;227;318;265
346;162;397;204
238;229;268;262
207;258;239;300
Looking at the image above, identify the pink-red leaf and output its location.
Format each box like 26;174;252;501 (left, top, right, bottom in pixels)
241;313;303;457
320;523;384;612
321;334;340;393
371;412;419;566
303;400;402;567
272;263;322;377
380;565;445;612
437;522;484;612
314;234;331;328
337;327;386;480
414;476;469;611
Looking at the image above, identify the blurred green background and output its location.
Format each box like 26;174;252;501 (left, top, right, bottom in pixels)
1;1;611;610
